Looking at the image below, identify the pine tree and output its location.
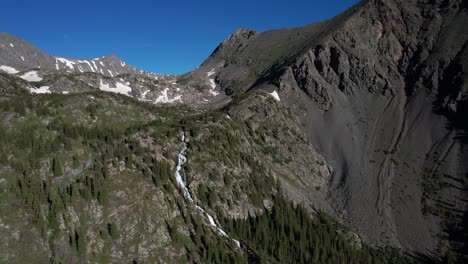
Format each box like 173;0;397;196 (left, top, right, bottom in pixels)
52;157;63;177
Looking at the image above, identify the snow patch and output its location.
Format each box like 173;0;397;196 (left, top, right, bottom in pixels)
83;61;95;72
208;79;219;96
9;43;14;48
55;57;75;70
20;56;25;61
107;70;114;77
269;90;280;101
207;68;215;77
99;61;104;67
155;88;182;104
207;69;219;95
62;91;69;94
99;79;132;95
29;86;51;94
141;90;150;100
92;61;98;72
121;62;126;67
0;65;19;74
20;71;43;82
209;80;215;88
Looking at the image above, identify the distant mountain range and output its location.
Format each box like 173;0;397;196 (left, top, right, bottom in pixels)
0;32;226;105
0;32;154;77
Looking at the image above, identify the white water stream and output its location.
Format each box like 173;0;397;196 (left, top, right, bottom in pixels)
175;133;240;248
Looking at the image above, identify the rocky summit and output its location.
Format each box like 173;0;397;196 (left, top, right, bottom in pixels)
0;0;466;263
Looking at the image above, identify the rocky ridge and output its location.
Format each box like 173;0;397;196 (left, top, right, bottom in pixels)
0;32;225;106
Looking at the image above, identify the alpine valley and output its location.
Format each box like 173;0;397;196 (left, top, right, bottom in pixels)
0;0;466;263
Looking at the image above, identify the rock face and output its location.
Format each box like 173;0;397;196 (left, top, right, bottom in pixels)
196;0;468;257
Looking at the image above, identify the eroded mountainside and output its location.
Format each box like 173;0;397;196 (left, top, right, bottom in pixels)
188;0;468;258
0;0;467;262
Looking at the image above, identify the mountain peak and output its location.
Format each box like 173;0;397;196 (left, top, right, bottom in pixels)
99;53;123;63
0;35;144;77
102;53;119;60
0;32;15;38
0;32;27;45
227;28;258;42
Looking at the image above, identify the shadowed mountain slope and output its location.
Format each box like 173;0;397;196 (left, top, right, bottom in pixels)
192;0;467;258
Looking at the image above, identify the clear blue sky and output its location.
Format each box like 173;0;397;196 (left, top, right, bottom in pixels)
2;0;359;74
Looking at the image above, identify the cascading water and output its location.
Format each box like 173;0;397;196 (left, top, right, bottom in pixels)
174;133;193;201
175;132;240;248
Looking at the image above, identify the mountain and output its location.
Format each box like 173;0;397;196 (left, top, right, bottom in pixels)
189;0;468;257
0;32;224;106
0;0;467;263
0;33;150;77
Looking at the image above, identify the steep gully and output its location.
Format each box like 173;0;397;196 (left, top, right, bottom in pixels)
375;89;408;246
175;132;241;248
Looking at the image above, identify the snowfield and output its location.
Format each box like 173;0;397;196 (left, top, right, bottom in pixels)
29;86;51;94
20;71;43;82
207;69;219;96
99;79;132;95
0;65;19;74
155;88;182;104
55;57;76;70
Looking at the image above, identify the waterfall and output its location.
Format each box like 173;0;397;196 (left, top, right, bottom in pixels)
174;132;240;248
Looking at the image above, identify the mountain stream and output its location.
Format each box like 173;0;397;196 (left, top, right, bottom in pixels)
175;132;240;248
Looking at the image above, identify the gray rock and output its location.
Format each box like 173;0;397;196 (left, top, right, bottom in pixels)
193;0;468;257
